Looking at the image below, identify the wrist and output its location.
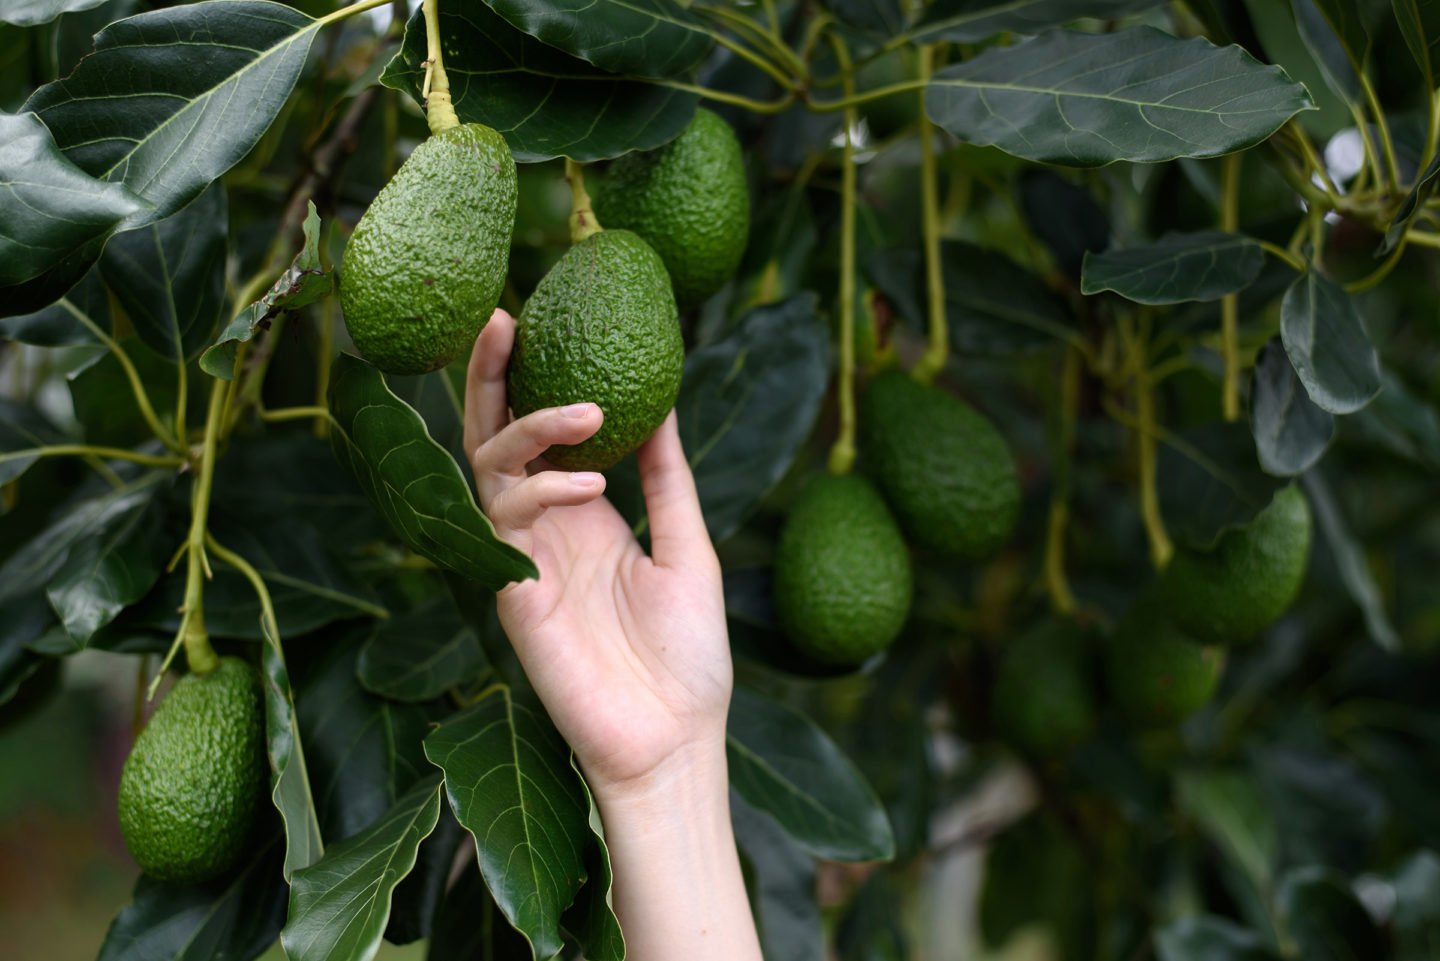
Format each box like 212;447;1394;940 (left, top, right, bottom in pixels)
589;733;731;823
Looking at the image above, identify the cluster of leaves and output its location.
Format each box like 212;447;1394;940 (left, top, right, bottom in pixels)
2;0;1440;959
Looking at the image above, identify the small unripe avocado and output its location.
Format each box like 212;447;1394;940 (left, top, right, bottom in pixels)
507;229;683;471
117;657;265;882
1105;594;1224;728
992;619;1097;756
340;123;517;375
1160;485;1312;645
860;371;1020;559
593;109;750;308
773;473;913;664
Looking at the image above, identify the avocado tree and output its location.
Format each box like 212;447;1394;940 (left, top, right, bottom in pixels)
2;0;1439;958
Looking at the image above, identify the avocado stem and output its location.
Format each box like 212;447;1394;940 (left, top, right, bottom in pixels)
421;0;459;134
565;158;603;244
826;31;858;477
1219;150;1240;422
911;44;950;386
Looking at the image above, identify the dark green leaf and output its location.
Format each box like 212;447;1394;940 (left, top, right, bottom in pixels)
678;294;829;542
1018;169;1110;278
427;862;533;961
100;182;227;362
386;806;465;945
1349;370;1440;470
328;353;537;590
424;685;590;961
561;759;625;961
68;340;184;448
202;201;330;379
1;0;109;27
0;262;110;344
357;593;487;703
1081;231;1264;305
281;775;444;961
1175;770;1277;915
1250;337;1335;476
25;0;320;224
1301;471;1401;651
96;835;286;961
1158;421;1287;548
1280;270;1381;415
979;814;1094;958
733;188;818;318
257;609;325;883
1155;915;1279;961
823;0;905;37
733;795;823;961
485;0;711;78
727;684;895;862
1276;867;1386;961
1293;0;1366;100
0;401;63;486
1393;0;1440;88
0;237;107;322
924;27;1313;166
1251;744;1386;872
0;111;147;287
1389;850;1440;961
301;636;440;843
942;241;1074;353
1380;149;1440;255
380;3;699;162
911;0;1162;43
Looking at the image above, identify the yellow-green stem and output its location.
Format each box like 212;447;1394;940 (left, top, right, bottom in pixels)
1288;123;1340;199
1357;71;1401;193
205;534;282;645
67;303;182;452
1347;103;1385;194
807;78;929;112
174;379;228;685
911;45;948;385
1220;151;1241;422
1044;346;1081;615
259;405;332;423
0;445;185;468
313;0;391;29
1404;229;1440;248
712;31;796;89
701;4;804;77
1134;358;1172;571
421;0;459;133
660;81;795;114
1425;88;1440;183
1346;234;1409;292
1257;239;1309;272
827;32;858;476
314;250;336;438
565;158;602;243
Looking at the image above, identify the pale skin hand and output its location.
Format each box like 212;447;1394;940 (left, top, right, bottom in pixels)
464;309;763;961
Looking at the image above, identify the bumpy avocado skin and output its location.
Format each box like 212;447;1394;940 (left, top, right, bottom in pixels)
993;619;1097;756
340;123;517;375
1105;594;1224;728
593;109;750;308
860;371;1020;559
117;657;265;882
1161;485;1312;645
773;474;913;665
507;230;683;471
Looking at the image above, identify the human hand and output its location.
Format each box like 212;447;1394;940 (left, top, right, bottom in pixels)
463;309;732;800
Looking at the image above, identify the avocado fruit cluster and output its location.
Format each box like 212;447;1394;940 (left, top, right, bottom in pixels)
594;108;750;309
773;473;914;665
117;657;265;882
1104;590;1225;728
340;122;517;376
993;619;1098;756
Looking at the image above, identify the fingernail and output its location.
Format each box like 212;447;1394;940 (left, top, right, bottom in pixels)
561;403;594;418
570;472;603;487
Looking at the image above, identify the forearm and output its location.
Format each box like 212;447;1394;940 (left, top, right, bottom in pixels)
592;740;763;961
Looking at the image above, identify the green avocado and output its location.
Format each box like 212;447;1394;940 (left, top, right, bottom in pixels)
593;109;750;308
340;123;517;375
1104;594;1224;728
117;657;265;882
1160;485;1312;645
992;619;1097;756
860;371;1020;559
773;473;913;665
507;229;683;471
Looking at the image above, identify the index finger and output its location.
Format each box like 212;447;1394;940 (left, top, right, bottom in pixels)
464;309;516;457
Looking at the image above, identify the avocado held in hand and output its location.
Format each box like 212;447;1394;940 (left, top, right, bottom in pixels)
508;229;683;471
773;473;913;665
340;123;517;375
118;657;265;882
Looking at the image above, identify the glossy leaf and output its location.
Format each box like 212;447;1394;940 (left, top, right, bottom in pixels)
733;795;823;961
68;339;185;448
427;862;533;960
925;27;1313;166
824;0;905;36
1158;421;1287;548
1276;867;1386;961
678;294;829;542
1;0;109;26
96;836;286;961
100;182;227;362
561;758;625;961
424;686;590;960
25;0;319;224
281;776;444;961
0;263;110;344
301;637;440;843
1301;471;1401;651
1250;337;1335;476
727;684;895;862
1350;370;1440;471
357;593;487;703
1380;150;1440;255
1175;770;1277;912
1393;0;1440;87
1081;231;1264;304
940;241;1075;353
202;201;330;379
911;0;1161;43
1155;915;1278;961
1018;169;1110;277
1293;0;1366;100
381;3;698;162
0;111;147;287
0;238;107;321
0;401;62;487
485;0;711;78
1280;270;1381;415
328;353;537;591
258;608;324;881
386;807;465;945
